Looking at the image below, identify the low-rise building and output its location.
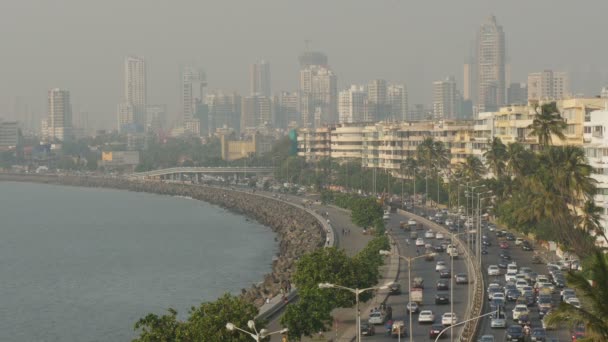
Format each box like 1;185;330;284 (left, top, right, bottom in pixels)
100;151;140;170
0;121;22;150
219;133;273;161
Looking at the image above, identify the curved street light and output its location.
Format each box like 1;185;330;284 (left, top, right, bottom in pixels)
225;320;288;341
379;250;436;342
318;281;392;342
433;310;498;342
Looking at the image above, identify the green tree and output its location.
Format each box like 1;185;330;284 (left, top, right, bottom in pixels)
417;137;435;206
505;142;532;177
577;200;608;246
483;137;507;177
133;308;183;342
457;155;486;182
350;197;383;228
527;102;567;148
546;250;608;341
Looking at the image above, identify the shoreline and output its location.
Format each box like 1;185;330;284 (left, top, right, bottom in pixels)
0;173;326;308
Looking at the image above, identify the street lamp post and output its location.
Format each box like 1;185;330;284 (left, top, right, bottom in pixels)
477;193;493;268
226;320;288;342
433;310;498;342
380;250;436;342
318;282;392;342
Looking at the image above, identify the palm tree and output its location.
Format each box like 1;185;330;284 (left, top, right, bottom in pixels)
402;157;418;205
546;250;608;341
542;146;596;205
527;102;567;148
432;141;449;207
417;137;435;207
577;200;608;246
457;156;486;182
483;137;507;177
505;142;529;177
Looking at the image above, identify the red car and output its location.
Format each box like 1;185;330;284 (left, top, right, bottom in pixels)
429;324;444;339
499;241;510;249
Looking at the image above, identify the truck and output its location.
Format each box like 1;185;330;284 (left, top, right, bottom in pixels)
411;288;423;304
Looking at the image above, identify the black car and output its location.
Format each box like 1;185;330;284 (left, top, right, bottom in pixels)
389;283;401;295
482;239;492;246
434;245;445;253
499;251;512;260
498;260;509;269
521;242;533;251
360;322;375;336
506;289;521;301
481;247;489;255
531;327;547;341
435;293;450;304
505;233;516;241
505;324;524;341
436;279;449;291
439;269;452;278
455;273;468;284
496;230;506;237
429;324;444;339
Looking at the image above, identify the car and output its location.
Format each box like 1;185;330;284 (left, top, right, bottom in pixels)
360;322;375;336
436;280;449;291
455;273;468;284
488;224;497;231
500;241;510;249
537;295;553;311
521;242;533;251
490;298;506;311
439;269;452;278
444;219;454;226
436;261;447;272
498;260;509;269
515;280;529;290
517;314;531;326
530;327;546;341
512;304;529;320
496;230;506;237
391;320;406;337
506;289;521;301
505;324;524;342
492;293;506;302
435;293;450;305
416;238;425;246
478;335;495;342
482;238;492;246
561;288;576;301
429;324;444;339
515;237;524;245
389;283;401;295
433;244;445;253
481;247;489;255
488;265;500;276
407;219;417;226
505;233;516;241
406;302;420;314
425;230;435;239
418;310;435;324
500;252;512;261
368;310;385;325
571;323;585;341
567;297;582;308
441;312;458;326
490;310;507;328
436;232;445;240
505;271;518;282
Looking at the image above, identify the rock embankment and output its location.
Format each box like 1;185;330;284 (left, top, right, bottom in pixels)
0;174;325;307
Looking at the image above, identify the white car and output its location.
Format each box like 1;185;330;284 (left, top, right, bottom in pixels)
487;265;500;276
406;302;419;313
441;312;458;326
512;304;529;320
445;219;454;226
567;297;581;308
436;232;445;240
505;270;517;282
488;225;496;232
492;293;506;302
416;238;425;246
408;219;417;226
368;310;385;325
515;237;524;245
425;231;435;239
490;311;506;328
436;261;447;272
507;264;518;273
515;280;529;290
418;310;435;323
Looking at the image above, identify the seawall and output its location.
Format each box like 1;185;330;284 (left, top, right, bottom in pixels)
0;173;326;307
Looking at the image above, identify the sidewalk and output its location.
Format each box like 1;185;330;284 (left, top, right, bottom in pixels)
302;234;400;342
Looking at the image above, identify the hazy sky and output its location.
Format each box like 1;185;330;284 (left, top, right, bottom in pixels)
2;0;608;128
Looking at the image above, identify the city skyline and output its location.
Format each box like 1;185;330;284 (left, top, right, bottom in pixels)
2;1;608;129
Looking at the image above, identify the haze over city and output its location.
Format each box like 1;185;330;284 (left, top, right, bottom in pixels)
2;0;608;129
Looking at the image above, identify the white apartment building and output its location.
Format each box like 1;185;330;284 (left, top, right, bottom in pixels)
45;88;72;142
527;70;569;101
388;84;408;121
338;85;367;123
300;65;337;127
433;76;459;120
330;124;364;160
583;106;608;246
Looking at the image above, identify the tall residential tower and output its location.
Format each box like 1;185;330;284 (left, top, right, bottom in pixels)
250;60;271;97
476;16;506;114
44;88;72;142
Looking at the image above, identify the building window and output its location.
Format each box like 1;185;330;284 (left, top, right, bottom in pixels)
566;124;576;135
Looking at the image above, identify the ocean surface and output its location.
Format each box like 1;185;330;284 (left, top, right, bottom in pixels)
0;182;278;342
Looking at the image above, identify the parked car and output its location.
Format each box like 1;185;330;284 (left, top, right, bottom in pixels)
505;324;524;342
418;310;435;324
435;293;450;305
368;310;385;325
441;312;458;326
360;322;375;336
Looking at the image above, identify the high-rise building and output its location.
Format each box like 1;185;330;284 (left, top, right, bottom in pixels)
145;104;167;134
0;121;22;150
250;60;271;97
299;64;337;127
433;76;460;120
387;84;409;121
339;85;367;123
298;51;328;68
181;67;206;121
124;56;147;123
367;79;389;121
45;88;72;142
275;91;299;129
476;15;506;114
463;57;475;101
117;103;135;132
527;70;569;101
507;83;528;105
207;91;242;134
241;95;272;130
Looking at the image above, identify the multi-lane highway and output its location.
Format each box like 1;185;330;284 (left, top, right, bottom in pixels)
361;210;471;340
